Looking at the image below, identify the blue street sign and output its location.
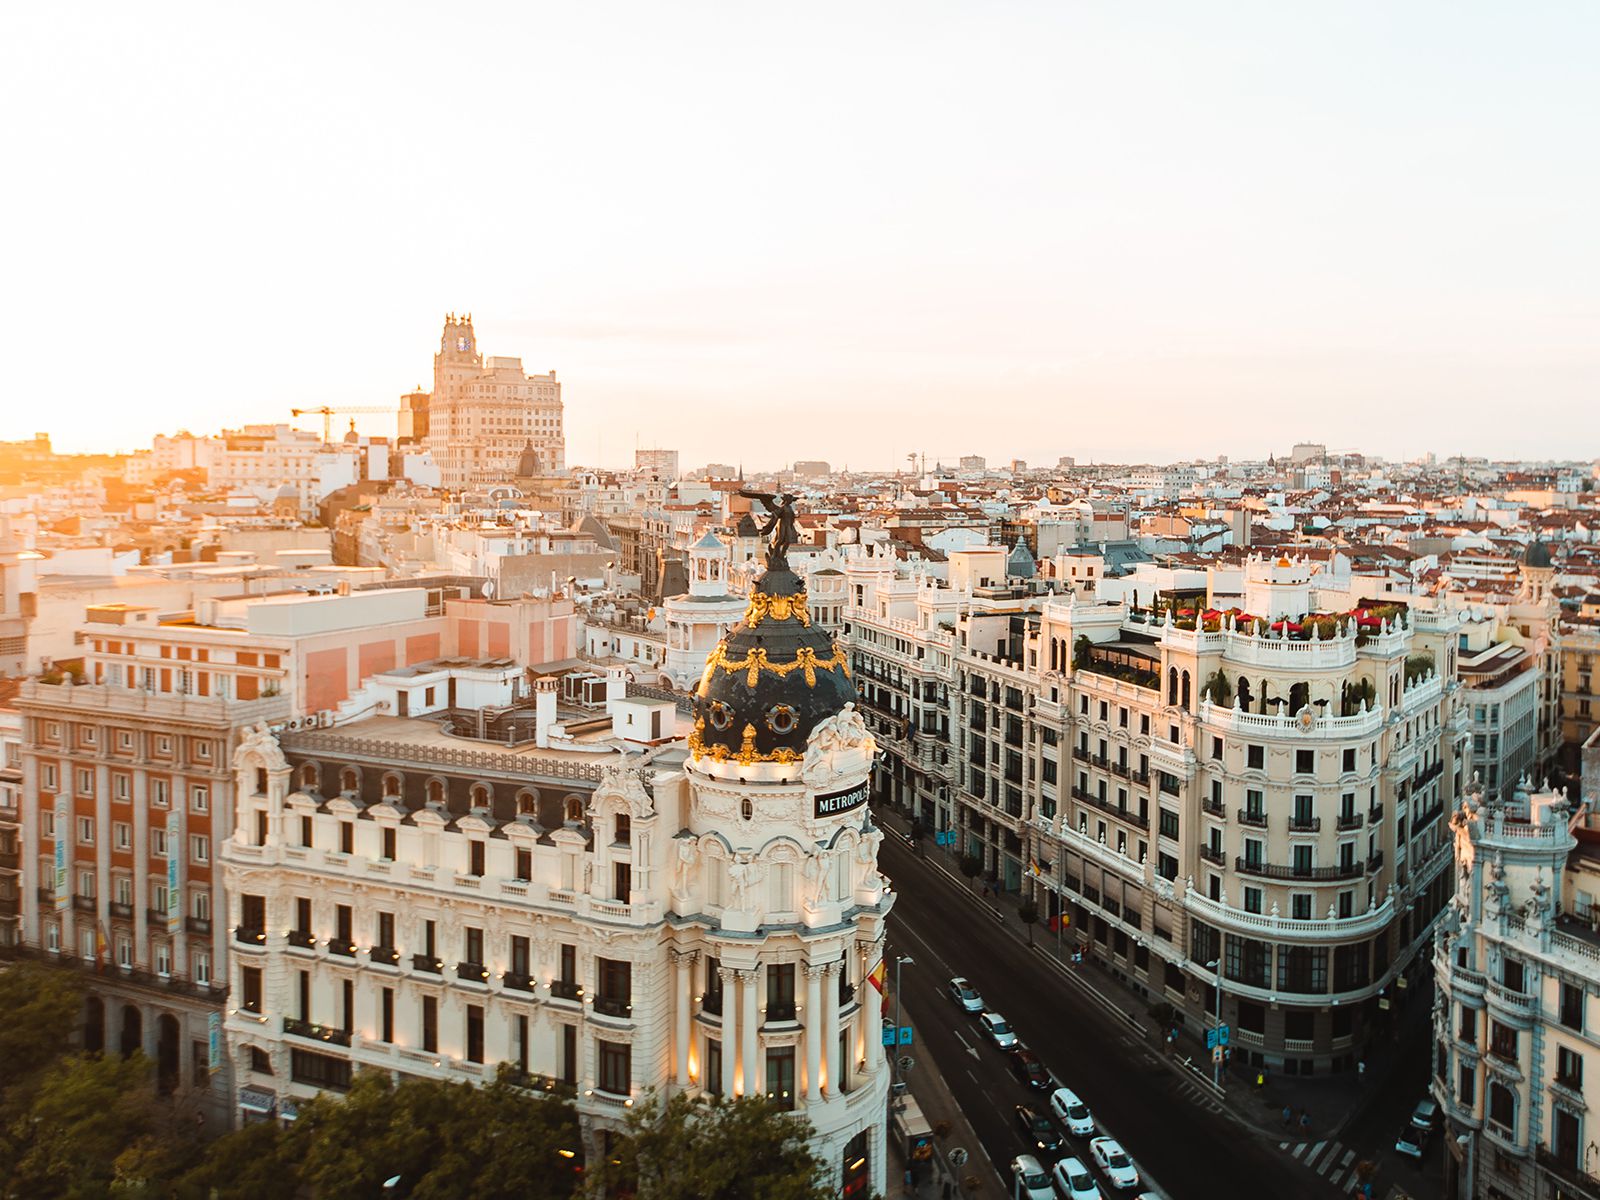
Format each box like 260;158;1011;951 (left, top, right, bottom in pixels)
882;1027;897;1046
899;1026;914;1046
1206;1025;1231;1049
935;830;956;846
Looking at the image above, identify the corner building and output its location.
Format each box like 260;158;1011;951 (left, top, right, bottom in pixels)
223;551;891;1194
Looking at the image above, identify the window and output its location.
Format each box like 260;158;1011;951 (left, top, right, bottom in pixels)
1291;893;1312;920
1488;1080;1515;1133
191;786;209;813
1490;1021;1518;1062
1561;983;1584;1031
466;1005;484;1064
1342;748;1356;773
422;996;438;1052
1458;1061;1475;1108
152;779;168;807
766;963;796;1021
241;967;263;1013
1247;745;1264;770
78;871;95;899
1243;886;1263;914
249;1046;272;1075
1295;749;1314;775
1158;809;1179;839
339;822;353;855
1210;737;1222;761
615;814;631;845
193;891;211;921
381;989;394;1044
469;841;485;876
1557;1045;1584;1090
766;1046;796;1110
190;835;210;864
151;828;168;857
598;1040;631;1095
78;816;94;844
114;822;131;850
382;827;397;861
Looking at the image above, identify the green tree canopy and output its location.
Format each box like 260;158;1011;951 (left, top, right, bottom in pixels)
0;960;83;1100
594;1092;833;1200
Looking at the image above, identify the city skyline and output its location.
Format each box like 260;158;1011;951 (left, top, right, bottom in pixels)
4;3;1598;467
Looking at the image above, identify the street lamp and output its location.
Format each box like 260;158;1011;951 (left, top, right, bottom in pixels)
893;954;914;1091
1206;959;1225;1090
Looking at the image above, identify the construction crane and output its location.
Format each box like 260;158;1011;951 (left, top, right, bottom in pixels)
290;405;393;443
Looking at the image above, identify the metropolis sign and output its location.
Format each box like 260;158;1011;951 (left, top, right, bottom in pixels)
814;779;869;819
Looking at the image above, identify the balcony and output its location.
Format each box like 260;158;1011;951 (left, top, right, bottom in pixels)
288;929;316;950
72;895;96;914
185;916;212;936
1201;798;1225;818
234;925;267;947
1235;857;1365;882
1336;812;1365;832
502;971;534;993
764;1001;797;1023
283;1016;352;1048
1368;851;1385;873
327;940;356;958
593;995;632;1019
411;953;443;974
1287;816;1322;834
549;979;583;1002
1072;787;1149;830
1199;844;1225;866
457;960;490;984
1369;802;1384;822
369;945;399;967
700;990;723;1016
109;901;134;920
502;1068;578;1100
0;850;19;870
1236;809;1268;829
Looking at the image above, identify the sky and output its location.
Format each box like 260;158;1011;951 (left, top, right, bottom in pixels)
2;2;1597;470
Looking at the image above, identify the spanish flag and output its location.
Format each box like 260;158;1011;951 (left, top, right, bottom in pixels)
867;959;886;996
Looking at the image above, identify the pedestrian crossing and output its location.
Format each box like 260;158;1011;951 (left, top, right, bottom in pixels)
1277;1139;1372;1195
1173;1077;1224;1114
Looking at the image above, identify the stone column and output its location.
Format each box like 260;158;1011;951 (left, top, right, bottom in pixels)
719;964;738;1099
804;962;824;1102
740;968;759;1098
821;960;840;1095
94;760;111;957
672;950;694;1087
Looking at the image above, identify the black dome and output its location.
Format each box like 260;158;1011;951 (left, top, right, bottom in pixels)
1524;540;1552;569
691;563;855;764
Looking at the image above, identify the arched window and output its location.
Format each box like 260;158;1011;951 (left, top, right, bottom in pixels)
564;796;584;824
382;774;402;799
1237;677;1254;711
1168;668;1179;707
470;784;491;809
1289;682;1310;714
340;768;359;794
299;763;319;791
426;779;445;806
517;790;537;816
1180;671;1191;711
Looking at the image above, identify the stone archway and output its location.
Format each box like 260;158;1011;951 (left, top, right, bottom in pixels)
118;1004;142;1059
83;995;105;1055
156;1013;180;1094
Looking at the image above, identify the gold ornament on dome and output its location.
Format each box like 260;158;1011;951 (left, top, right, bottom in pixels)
687;719;802;764
742;589;810;628
702;642;852;688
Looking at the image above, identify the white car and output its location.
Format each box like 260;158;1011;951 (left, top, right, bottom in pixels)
980;1010;1018;1050
948;976;985;1014
1088;1137;1140;1190
1011;1154;1054;1200
1051;1156;1103;1200
1049;1085;1095;1137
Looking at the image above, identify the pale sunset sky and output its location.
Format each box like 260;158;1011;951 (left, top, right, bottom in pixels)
2;3;1596;469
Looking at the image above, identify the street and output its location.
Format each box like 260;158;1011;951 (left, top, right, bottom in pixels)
880;832;1437;1200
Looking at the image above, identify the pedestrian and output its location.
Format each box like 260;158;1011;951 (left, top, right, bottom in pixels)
1281;1105;1292;1127
1300;1110;1310;1135
903;1167;914;1196
1357;1059;1366;1084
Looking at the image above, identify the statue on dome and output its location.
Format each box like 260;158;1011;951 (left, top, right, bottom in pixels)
739;489;800;567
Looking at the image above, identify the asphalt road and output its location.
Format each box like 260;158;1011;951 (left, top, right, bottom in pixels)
1328;1007;1444;1199
881;834;1315;1200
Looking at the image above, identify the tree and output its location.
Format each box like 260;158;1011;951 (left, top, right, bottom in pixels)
594;1091;834;1200
958;854;984;891
1017;899;1039;947
0;960;83;1101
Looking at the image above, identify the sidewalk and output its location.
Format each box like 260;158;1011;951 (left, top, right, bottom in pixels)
885;1003;1006;1200
878;807;1416;1144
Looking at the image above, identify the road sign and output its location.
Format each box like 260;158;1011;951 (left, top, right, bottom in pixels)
1206;1024;1230;1049
899;1026;914;1045
882;1027;896;1046
1212;1047;1224;1065
936;830;956;846
897;1055;915;1073
948;1148;969;1167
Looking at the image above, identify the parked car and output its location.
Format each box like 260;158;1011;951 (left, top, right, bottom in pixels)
1050;1156;1103;1200
947;976;985;1014
981;1011;1019;1050
1396;1123;1429;1159
1011;1154;1054;1200
1048;1086;1096;1137
1410;1098;1441;1131
1012;1047;1051;1090
1088;1137;1140;1190
1015;1104;1063;1154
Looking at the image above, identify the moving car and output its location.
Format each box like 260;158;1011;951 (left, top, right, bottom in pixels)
1410;1098;1441;1131
1015;1104;1063;1154
981;1011;1019;1050
1088;1137;1140;1190
1012;1047;1051;1090
1050;1156;1103;1200
1396;1122;1428;1159
1011;1154;1054;1200
1048;1086;1096;1137
947;976;985;1014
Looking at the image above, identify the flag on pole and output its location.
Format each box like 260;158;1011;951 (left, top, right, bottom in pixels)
95;921;108;973
867;959;886;995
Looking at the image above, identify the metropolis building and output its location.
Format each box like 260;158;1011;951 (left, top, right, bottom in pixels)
221;513;891;1193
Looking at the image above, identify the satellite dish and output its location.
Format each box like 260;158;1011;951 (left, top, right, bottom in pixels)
481;580;495;598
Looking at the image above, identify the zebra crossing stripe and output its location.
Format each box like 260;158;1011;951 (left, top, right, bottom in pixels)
1330;1170;1345;1186
1291;1143;1309;1160
1307;1141;1329;1168
1339;1149;1355;1169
